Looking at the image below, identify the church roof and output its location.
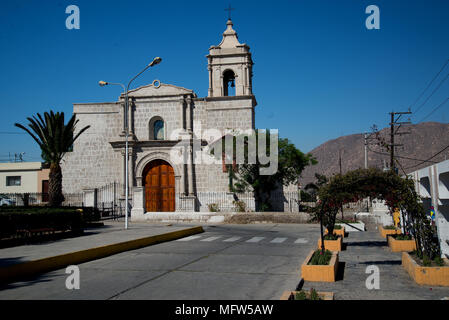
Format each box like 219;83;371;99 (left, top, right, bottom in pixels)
209;19;249;51
125;82;196;98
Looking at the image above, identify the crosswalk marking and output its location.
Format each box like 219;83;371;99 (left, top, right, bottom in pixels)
201;236;222;242
177;235;310;244
246;237;265;243
270;237;287;243
223;236;242;242
176;235;202;241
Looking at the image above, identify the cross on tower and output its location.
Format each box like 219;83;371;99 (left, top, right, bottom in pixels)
225;4;235;20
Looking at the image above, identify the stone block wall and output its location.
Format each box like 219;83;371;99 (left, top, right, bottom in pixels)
61;103;123;193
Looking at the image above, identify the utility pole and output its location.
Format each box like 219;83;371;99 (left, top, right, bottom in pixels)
364;133;368;169
389;111;412;174
339;149;342;174
339;149;344;219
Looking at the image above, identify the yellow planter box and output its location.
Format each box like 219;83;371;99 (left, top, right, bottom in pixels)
402;252;449;287
379;225;401;238
279;290;334;300
325;226;345;237
301;249;339;282
387;236;417;252
317;236;343;252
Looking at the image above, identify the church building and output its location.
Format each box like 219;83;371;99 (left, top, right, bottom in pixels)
61;18;265;216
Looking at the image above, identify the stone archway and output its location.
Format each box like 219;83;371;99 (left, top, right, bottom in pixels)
143;159;175;212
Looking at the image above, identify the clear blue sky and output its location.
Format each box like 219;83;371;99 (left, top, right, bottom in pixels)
0;0;448;162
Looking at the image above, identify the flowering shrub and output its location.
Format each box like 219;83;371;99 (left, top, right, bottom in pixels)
312;168;440;259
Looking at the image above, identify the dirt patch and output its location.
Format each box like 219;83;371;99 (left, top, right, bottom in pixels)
223;212;313;224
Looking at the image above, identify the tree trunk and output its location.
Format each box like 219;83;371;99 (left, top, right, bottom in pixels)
49;162;65;207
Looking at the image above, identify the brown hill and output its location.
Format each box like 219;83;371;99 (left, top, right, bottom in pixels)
300;122;449;186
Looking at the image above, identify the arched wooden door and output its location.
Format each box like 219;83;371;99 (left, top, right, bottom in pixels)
143;160;175;212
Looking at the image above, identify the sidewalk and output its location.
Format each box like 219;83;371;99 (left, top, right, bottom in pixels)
300;230;449;300
0;221;203;284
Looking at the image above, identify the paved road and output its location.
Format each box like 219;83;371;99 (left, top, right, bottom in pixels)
0;223;317;300
1;223;448;300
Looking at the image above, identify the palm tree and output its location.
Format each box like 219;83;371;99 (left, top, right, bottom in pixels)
15;111;90;207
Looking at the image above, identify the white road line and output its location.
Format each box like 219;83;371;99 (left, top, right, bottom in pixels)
246;237;265;243
223;236;242;242
294;238;308;244
176;235;202;242
200;236;222;242
270;237;287;243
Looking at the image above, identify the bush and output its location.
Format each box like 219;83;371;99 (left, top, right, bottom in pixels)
323;234;339;240
208;203;220;212
0;207;83;239
383;225;397;230
309;249;332;265
396;234;412;240
333;225;342;230
434;256;445;267
294;288;321;300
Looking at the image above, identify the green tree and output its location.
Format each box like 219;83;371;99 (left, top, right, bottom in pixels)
15;111;90;207
230;130;317;210
303;173;328;201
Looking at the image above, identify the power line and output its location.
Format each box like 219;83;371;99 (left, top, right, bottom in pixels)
404;143;449;170
411;58;449;114
413;72;449;116
417;96;449;123
366;145;439;164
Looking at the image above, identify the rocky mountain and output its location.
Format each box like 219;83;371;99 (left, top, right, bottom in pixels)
300;122;449;186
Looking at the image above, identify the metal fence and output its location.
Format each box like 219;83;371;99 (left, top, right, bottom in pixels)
0;192;83;207
196;191;301;212
95;182;127;219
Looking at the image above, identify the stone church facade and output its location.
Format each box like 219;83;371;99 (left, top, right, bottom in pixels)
62;19;299;216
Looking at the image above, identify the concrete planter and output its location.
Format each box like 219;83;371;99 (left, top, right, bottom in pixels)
342;222;366;232
402;252;449;287
279;290;334;300
387;236;417;252
301;249;339;282
379;225;401;238
317;235;343;252
325;226;345;237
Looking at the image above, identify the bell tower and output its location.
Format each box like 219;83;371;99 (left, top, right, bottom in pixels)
207;19;254;97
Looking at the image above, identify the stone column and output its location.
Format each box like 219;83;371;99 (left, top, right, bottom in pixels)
82;188;97;208
121;149;126;197
129;98;135;137
208;64;213;97
129;147;135;188
130;186;145;220
187;145;194;196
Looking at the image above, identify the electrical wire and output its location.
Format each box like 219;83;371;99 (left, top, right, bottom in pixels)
412;58;449;114
417;96;449;123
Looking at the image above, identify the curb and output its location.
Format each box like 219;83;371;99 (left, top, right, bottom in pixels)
0;226;204;285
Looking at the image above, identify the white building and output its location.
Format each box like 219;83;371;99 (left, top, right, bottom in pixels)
409;160;449;259
0;162;49;194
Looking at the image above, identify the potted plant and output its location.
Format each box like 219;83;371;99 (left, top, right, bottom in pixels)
387;233;416;252
317;233;343;251
379;224;401;238
280;288;334;300
325;224;345;237
402;251;449;286
301;249;339;282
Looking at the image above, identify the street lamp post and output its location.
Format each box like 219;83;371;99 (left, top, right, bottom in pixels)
99;57;162;230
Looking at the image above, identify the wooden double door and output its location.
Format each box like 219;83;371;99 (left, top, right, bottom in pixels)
144;160;175;212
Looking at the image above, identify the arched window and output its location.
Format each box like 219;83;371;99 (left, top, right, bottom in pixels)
223;69;236;96
149;117;165;140
154;120;164;140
